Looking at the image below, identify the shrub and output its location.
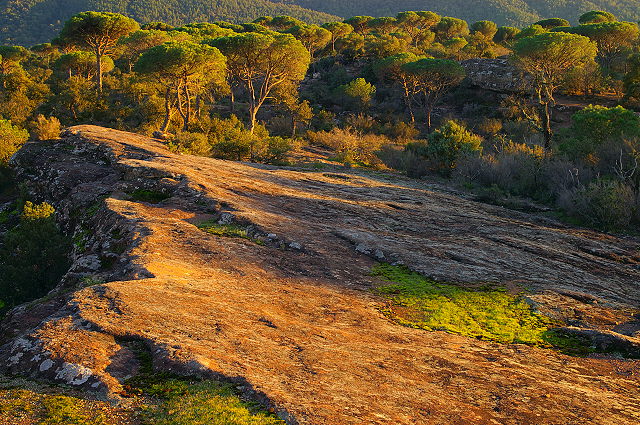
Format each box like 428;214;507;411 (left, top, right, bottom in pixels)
559;105;640;160
207;116;268;161
250;136;295;165
0;201;71;307
0;119;29;165
167;131;210;156
30;115;61;141
407;121;483;174
455;138;554;199
310;109;336;132
344;113;378;133
211;138;252;161
336;78;376;111
562;179;636;229
307;128;388;166
381;121;419;142
475;118;503;136
377;145;431;177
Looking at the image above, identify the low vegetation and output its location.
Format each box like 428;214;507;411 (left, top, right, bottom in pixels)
197;220;265;245
371;263;551;345
125;343;285;425
0;388;110;424
129;189;171;203
371;263;631;357
0;201;71;312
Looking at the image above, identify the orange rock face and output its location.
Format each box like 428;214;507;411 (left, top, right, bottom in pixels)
1;125;639;424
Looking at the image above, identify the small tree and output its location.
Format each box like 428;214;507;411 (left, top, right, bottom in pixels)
402;58;465;130
566;22;639;69
560;105;640;159
30;115;61;141
368;17;398;34
118;29;172;72
515;25;547;40
579;11;617;24
287;25;332;57
534;18;570;30
337;78;376;111
0;202;70;307
321;22;354;54
344;16;374;35
470;21;498;56
434;17;469;41
135;41;227;131
406;120;482;173
375;53;423;122
208;32;310;133
0;45;29;74
53;51;114;80
512;32;597;149
0;119;28;164
494;27;520;44
396;11;440;47
624;53;640;103
59;12;139;92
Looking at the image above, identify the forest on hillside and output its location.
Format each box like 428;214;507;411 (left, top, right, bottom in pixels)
289;0;640;26
1;8;640;311
0;0;339;45
2;0;640;45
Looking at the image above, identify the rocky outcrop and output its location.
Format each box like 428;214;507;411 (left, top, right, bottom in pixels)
462;58;528;93
1;126;639;424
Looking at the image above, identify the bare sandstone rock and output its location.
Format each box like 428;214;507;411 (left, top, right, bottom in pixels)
0;125;639;424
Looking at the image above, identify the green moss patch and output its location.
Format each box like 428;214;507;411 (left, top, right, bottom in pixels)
124;343;284;425
197;221;264;245
141;380;285;425
129;189;170;204
372;263;553;345
0;388;109;424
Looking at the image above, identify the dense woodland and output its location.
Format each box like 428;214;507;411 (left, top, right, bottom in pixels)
291;0;640;28
2;8;640;310
2;0;640;46
0;0;339;46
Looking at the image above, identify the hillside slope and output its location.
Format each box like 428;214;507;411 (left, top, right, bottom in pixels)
1;126;639;424
0;0;338;46
289;0;640;26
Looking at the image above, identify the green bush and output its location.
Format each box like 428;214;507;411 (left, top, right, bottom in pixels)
0;201;71;307
251;136;295;165
307;128;388;166
30;114;61;141
559;105;640;160
406;121;483;174
168;131;210;156
335;78;376;111
0;119;29;165
208;116;268;161
565;179;636;230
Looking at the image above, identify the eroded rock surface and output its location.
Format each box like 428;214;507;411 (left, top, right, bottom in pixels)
462;58;527;93
1;126;639;424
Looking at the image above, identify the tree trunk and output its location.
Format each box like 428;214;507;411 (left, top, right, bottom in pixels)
249;106;257;134
542;101;552;150
230;88;235;113
426;103;433;131
184;83;191;131
402;83;415;123
160;86;172;132
291;115;297;138
96;51;103;93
